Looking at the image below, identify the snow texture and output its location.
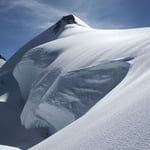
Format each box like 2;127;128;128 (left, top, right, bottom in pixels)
1;15;150;150
27;18;150;150
0;145;21;150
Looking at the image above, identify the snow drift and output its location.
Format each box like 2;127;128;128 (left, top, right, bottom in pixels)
0;145;21;150
0;15;150;150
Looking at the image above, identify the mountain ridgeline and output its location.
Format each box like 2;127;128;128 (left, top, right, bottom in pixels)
0;15;150;150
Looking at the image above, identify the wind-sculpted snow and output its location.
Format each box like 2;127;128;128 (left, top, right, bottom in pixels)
0;15;89;72
19;60;129;131
30;51;150;150
26;25;150;150
0;15;92;149
0;145;21;150
13;24;150;134
1;15;150;150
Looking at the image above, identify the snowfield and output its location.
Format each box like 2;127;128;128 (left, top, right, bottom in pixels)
0;145;21;150
0;15;150;149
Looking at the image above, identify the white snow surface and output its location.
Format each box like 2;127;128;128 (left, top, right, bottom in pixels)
26;25;150;149
0;93;8;102
1;15;150;150
0;145;21;150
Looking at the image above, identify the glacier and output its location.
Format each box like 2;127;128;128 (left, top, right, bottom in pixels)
0;15;150;149
13;15;133;131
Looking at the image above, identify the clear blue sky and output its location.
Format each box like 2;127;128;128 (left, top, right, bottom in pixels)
0;0;150;59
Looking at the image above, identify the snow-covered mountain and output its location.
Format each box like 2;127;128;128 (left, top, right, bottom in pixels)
1;15;150;150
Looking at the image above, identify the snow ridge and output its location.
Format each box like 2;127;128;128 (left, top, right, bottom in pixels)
1;15;150;150
0;15;89;73
53;15;89;33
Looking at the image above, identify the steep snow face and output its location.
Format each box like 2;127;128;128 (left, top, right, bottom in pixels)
0;15;89;72
0;15;90;149
2;14;150;149
19;60;130;130
18;25;150;149
23;26;150;150
30;50;150;150
13;19;150;137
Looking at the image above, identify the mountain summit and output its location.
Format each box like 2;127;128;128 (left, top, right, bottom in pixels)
53;14;89;33
0;15;89;72
53;15;77;33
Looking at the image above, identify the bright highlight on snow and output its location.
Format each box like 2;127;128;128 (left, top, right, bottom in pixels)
0;145;21;150
0;93;8;102
0;15;150;150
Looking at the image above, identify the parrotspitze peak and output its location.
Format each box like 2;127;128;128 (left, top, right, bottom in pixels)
53;15;77;34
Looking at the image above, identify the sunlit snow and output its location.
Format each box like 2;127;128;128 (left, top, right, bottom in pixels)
0;15;150;150
0;93;8;102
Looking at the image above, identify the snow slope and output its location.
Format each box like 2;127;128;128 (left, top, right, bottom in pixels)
1;15;150;150
30;53;150;149
0;15;90;149
0;15;89;73
0;145;21;150
23;17;150;149
12;15;133;130
0;15;91;149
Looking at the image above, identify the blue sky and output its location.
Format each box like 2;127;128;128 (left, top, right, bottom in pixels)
0;0;150;59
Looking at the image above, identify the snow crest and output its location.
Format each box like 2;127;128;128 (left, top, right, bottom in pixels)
1;15;150;150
